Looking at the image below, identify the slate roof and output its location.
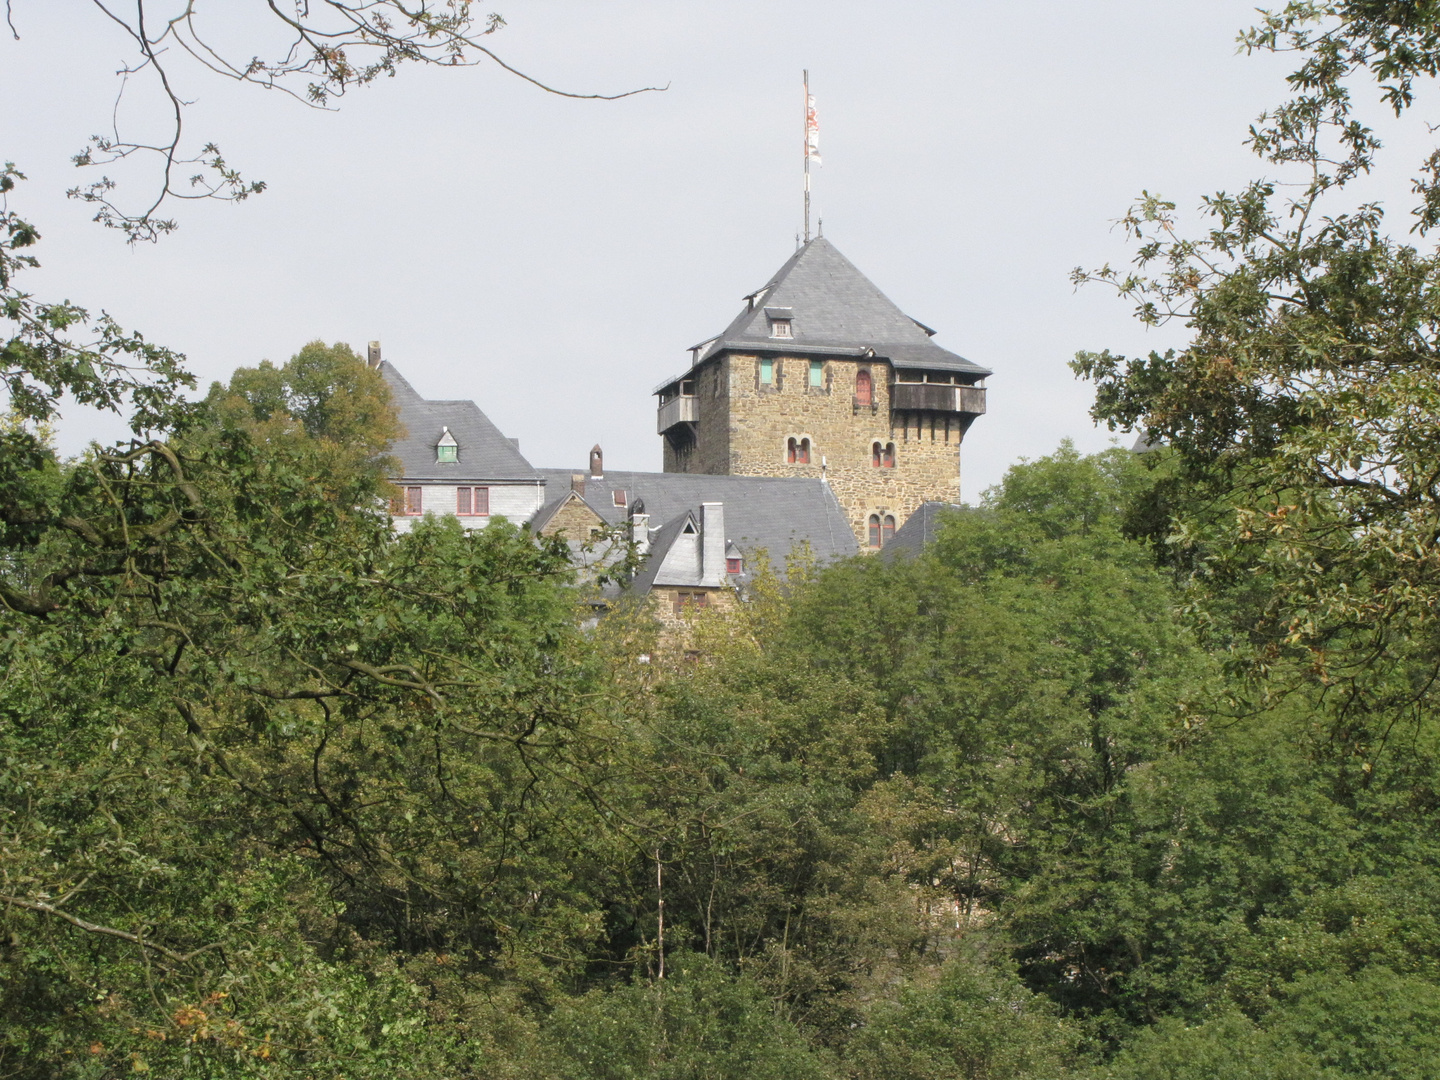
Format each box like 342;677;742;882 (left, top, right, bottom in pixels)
535;469;859;579
883;501;961;557
677;237;990;379
380;362;541;482
624;510;697;595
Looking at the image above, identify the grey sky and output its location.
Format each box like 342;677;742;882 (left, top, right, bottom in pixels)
3;2;1310;495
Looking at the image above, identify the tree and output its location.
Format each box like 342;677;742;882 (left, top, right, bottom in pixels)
1072;4;1440;755
5;1;661;241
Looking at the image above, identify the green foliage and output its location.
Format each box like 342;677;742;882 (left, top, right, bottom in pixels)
537;953;834;1080
844;960;1082;1080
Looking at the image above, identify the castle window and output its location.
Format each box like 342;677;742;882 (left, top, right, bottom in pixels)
436;426;459;463
797;437;811;465
759;358;774;386
726;556;742;575
872;442;882;467
403;486;423;516
786;437;798;464
673;590;710;615
855;369;873;406
457;487;489;516
867;513;897;548
809;360;824;387
883;442;896;468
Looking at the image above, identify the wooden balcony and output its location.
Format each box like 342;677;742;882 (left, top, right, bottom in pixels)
657;395;699;434
889;382;986;416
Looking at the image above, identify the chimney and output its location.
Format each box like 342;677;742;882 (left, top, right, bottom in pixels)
590;444;603;479
367;340;381;369
570;474;586;496
701;502;725;586
631;512;650;556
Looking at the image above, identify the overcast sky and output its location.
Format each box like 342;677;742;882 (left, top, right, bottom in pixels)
0;2;1340;497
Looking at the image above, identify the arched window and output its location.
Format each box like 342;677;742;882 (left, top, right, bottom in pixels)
882;515;896;545
786;437;798;464
883;442;896;468
797;437;811;465
868;514;882;548
855;369;873;406
872;441;882;467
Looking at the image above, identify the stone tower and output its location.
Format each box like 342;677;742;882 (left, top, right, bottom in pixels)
654;237;989;547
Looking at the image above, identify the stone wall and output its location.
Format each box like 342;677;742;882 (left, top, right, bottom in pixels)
722;354;967;545
539;494;607;542
648;584;737;635
661;351;974;546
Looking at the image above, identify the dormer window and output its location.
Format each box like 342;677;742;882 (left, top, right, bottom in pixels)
765;306;794;339
436;427;459;463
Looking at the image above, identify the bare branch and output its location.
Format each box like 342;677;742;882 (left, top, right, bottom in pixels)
1;893;197;964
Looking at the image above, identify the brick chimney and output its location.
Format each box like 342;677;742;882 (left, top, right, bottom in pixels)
589;444;603;479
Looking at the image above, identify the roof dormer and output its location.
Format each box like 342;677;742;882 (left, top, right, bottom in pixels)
436;426;459;463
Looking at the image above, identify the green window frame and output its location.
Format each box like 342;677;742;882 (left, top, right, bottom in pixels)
759;358;774;385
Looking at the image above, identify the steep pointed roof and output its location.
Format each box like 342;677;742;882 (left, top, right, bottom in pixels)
380;361;540;482
687;237;989;376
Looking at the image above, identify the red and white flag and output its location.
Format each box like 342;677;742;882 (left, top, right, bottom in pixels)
805;94;821;166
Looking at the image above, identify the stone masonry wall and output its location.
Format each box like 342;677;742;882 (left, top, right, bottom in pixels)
540;495;607;541
722;353;967;546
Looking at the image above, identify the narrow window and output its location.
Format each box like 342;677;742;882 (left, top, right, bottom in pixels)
457;487;472;515
882;515;896;546
883;442;896;468
759;358;774;386
404;486;423;516
474;487;489;515
786;437;797;464
855;369;873;406
868;514;881;548
726;556;742;575
872;441;882;467
809;360;824;388
797;437;811;465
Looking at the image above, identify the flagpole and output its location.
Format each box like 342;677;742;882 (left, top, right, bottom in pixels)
803;69;811;244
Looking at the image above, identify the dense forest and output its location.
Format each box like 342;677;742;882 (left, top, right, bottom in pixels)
8;3;1440;1077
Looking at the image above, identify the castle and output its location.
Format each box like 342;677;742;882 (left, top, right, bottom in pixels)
654;236;987;546
378;236;988;613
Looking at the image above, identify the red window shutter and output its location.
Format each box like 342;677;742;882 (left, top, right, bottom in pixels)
883;443;896;468
872;442;882;467
786;438;797;464
856;370;872;406
798;438;810;465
